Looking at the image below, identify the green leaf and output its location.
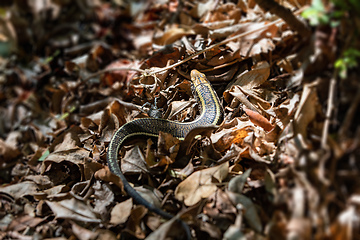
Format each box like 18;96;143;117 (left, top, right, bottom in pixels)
302;0;329;26
335;48;360;79
44;50;60;64
38;149;50;162
58;105;77;120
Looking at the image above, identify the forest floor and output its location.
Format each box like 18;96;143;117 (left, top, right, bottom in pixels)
0;0;360;239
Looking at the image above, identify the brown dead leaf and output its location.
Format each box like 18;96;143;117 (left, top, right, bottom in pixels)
153;26;195;46
99;108;112;138
329;204;359;240
217;144;247;165
121;145;149;174
189;0;217;18
265;211;288;240
142;48;181;69
271;93;300;129
156;131;180;161
7;215;45;232
44;147;90;165
94;167;124;192
182;125;219;155
175;162;229;206
45;198;101;223
135;186;164;210
244;107;274;131
226;85;259;112
110;198;133;225
0;138;21;162
146;216;189;240
48;126;83;152
40;160;81;186
203;189;237;225
223;61;273;114
287;217;312;240
208;2;241;23
206;50;241;67
294;82;319;143
100;109;120;143
211;118;253;151
23;174;52;188
231;61;270;90
33;185;68;200
86;44;114;72
83;159;103;180
124;206;148;239
108;100;127;128
102;59;139;86
212;22;278;41
91;181;115;217
165;100;194;121
250;38;276;56
0;181;38;200
71;221;99;240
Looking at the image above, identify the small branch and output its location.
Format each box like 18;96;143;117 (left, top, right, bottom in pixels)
255;0;311;38
321;76;336;149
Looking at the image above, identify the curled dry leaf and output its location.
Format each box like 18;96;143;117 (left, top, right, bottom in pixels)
175;162;229;206
33;185;68;200
294;83;319;142
91;181;115;217
165;100;194;121
244;107;274;132
94;167;124;192
124;206;148;239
